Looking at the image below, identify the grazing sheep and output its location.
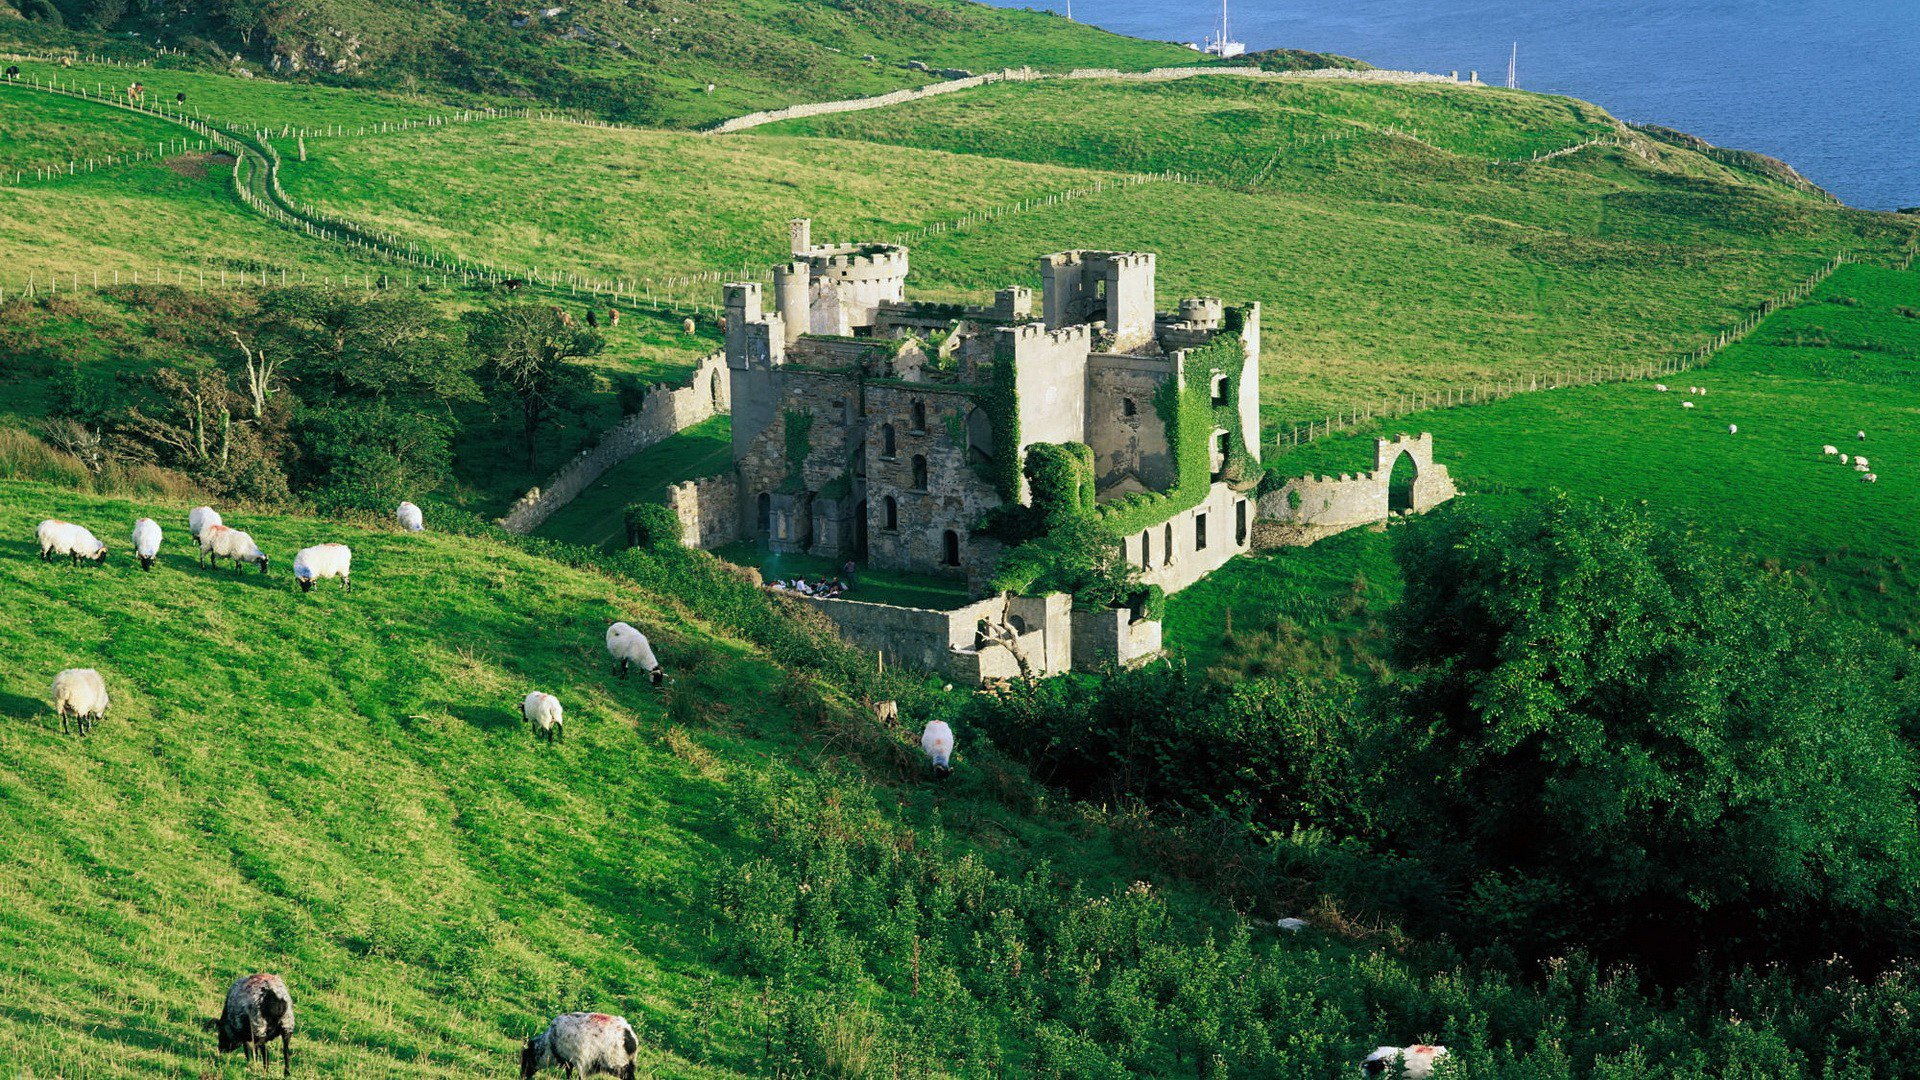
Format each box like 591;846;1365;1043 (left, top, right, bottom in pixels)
1276;917;1309;933
1859;430;1867;440
608;308;621;327
682;316;696;335
522;692;563;743
292;544;352;594
605;622;663;685
872;700;899;727
1362;1045;1449;1078
520;1012;638;1080
1840;454;1850;465
132;518;163;571
1865;473;1878;483
1654;384;1668;392
37;520;106;565
395;501;424;532
51;668;109;735
200;525;269;574
1823;445;1839;456
216;973;294;1077
1856;463;1871;472
1854;457;1869;468
1728;424;1738;434
188;505;223;542
921;719;955;779
1681;401;1694;409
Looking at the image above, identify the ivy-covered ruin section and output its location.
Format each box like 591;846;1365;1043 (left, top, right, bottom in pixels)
1096;332;1261;536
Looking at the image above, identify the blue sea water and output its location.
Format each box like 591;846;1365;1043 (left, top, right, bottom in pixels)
983;0;1919;210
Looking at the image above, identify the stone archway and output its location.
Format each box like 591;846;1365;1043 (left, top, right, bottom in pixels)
1387;450;1418;514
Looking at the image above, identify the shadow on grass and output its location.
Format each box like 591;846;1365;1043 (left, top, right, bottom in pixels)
0;690;47;722
0;1003;198;1058
448;703;521;733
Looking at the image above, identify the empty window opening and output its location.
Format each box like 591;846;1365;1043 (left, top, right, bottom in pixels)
1194;513;1208;551
942;530;961;566
911;454;928;490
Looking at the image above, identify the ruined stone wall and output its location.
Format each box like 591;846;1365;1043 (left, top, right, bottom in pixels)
1085;353;1174;493
733;368;864;555
665;472;741;550
1254;432;1458;545
499;351;729;534
1001;322;1092;451
863;383;998;580
1070;606;1163;672
1120;480;1256;594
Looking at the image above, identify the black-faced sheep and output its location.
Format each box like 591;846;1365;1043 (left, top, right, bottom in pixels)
605;622;663;685
51;668;109;735
132;518;163;571
189;505;223;542
921;719;954;779
200;524;269;574
395;501;424;532
520;1012;638;1080
522;692;563;743
1361;1045;1448;1077
293;544;352;593
37;520;106;565
215;973;295;1076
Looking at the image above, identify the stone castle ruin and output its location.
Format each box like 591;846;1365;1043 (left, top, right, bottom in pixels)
1255;432;1458;546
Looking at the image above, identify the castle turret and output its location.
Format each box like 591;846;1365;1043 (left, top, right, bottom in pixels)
790;217;812;258
773;262;809;345
1039;250;1157;352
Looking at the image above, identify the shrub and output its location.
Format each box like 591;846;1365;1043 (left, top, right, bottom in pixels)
623;501;683;551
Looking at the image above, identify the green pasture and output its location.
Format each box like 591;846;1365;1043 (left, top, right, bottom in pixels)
532;415;733;550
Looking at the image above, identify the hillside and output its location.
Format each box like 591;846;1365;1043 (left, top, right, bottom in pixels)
0;0;1202;127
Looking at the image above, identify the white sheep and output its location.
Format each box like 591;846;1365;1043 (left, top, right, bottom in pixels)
132;518;163;571
519;1012;638;1079
872;700;899;727
1728;424;1738;434
395;501;424;532
1654;384;1668;392
1681;401;1694;409
37;519;106;565
216;973;295;1076
51;668;109;735
1822;445;1839;456
1854;456;1869;468
1276;917;1309;933
1856;463;1872;472
293;544;352;593
1865;473;1878;483
1859;430;1867;441
1362;1045;1449;1077
199;525;269;574
1840;454;1850;465
605;622;663;684
921;719;955;779
521;692;563;744
188;505;223;541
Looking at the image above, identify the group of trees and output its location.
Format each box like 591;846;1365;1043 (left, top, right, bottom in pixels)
971;495;1920;973
41;286;602;508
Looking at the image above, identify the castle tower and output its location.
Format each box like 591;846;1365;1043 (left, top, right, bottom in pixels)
773;262;809;346
1039;250;1157;352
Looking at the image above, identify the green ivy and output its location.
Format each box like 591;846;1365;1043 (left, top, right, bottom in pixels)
1095;332;1261;536
976;356;1022;503
780;409;814;494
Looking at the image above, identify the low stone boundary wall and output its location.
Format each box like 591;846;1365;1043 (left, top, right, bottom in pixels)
1255;433;1457;546
498;351;730;533
706;65;1474;134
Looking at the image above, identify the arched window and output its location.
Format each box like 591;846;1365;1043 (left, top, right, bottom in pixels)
1140;529;1152;570
965;407;995;464
911;399;927;433
884;496;898;531
942;530;961;567
1122;397;1138;418
911;454;928;490
757;492;771;534
710;371;723;407
881;423;896;458
1163;522;1175;566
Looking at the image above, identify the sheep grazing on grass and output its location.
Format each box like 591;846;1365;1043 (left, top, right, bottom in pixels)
1865;473;1878;483
1859;430;1868;441
395;501;424;532
1823;445;1840;456
200;525;269;574
522;692;563;743
1840;454;1850;465
520;1012;638;1080
216;973;294;1077
1856;463;1872;473
1276;917;1309;933
188;505;223;542
37;520;106;565
1854;457;1869;469
682;316;696;335
873;699;899;727
1654;384;1668;392
606;622;663;685
51;668;109;735
921;720;955;779
1681;401;1694;409
1728;424;1738;434
1362;1045;1449;1077
132;518;162;571
293;544;352;594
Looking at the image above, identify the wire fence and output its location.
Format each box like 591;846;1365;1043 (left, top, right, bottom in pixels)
1270;250;1857;452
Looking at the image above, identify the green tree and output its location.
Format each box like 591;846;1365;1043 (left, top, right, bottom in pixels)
1376;496;1920;964
260;288;475;407
464;304;601;467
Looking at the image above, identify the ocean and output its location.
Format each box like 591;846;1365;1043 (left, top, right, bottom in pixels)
982;0;1919;210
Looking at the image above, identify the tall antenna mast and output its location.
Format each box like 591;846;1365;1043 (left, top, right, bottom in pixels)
1065;0;1071;21
1507;42;1517;89
1222;0;1230;48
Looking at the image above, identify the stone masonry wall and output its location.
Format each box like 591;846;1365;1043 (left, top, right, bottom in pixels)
499;351;730;534
1254;432;1458;545
665;473;741;550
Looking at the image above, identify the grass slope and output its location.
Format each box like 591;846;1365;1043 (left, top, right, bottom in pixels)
1190;262;1920;660
531;414;733;550
0;82;188;175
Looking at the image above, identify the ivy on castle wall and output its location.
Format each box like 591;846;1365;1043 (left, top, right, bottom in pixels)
780;408;815;494
974;356;1023;504
1095;333;1257;537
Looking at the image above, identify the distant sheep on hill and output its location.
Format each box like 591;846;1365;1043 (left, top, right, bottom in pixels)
200;525;269;574
51;668;109;735
1728;424;1738;434
215;973;294;1076
396;501;424;532
522;692;563;743
293;544;352;593
1823;445;1839;456
188;506;222;541
1859;430;1868;440
606;622;663;684
37;520;106;565
1854;457;1869;468
921;719;955;779
520;1012;638;1079
132;518;162;571
1856;463;1871;472
1681;401;1694;409
1865;473;1878;483
1654;384;1668;392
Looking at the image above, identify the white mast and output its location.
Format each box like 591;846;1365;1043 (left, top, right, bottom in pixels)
1507;42;1517;89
